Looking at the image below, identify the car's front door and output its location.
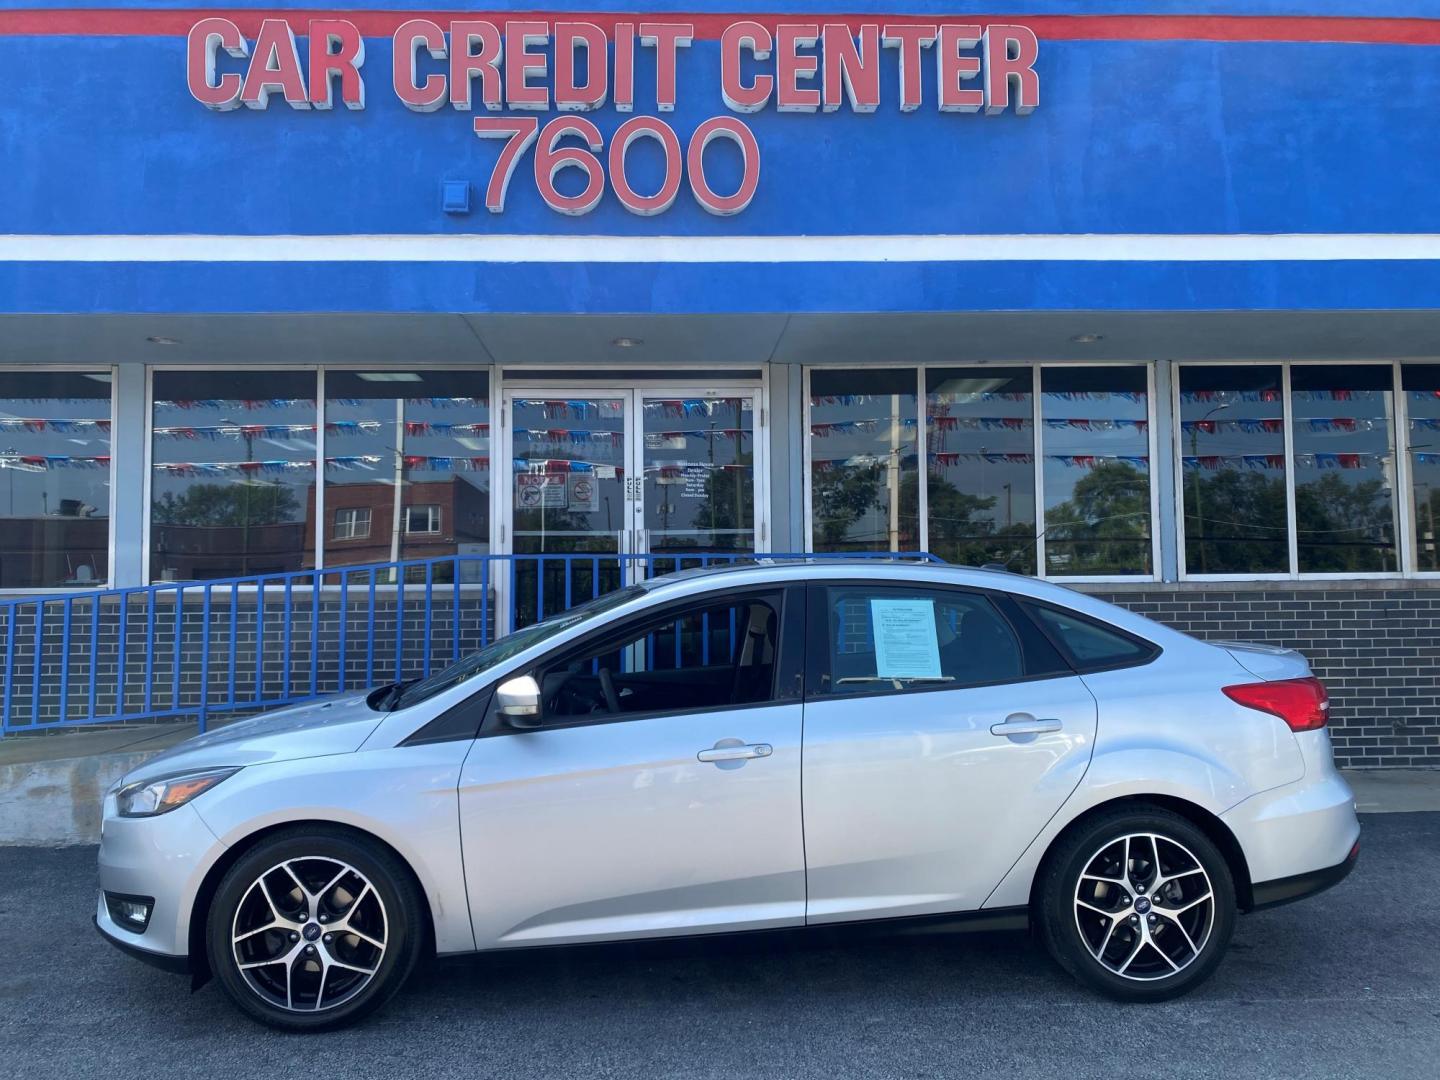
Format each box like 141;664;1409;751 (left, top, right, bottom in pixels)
458;586;806;948
800;582;1099;923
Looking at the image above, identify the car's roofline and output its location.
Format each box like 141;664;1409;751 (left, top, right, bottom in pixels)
636;560;1187;643
640;558;1051;594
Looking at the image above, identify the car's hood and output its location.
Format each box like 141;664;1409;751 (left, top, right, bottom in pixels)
119;690;383;786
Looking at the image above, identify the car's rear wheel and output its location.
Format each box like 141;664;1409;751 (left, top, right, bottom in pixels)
206;827;424;1031
1037;807;1237;1002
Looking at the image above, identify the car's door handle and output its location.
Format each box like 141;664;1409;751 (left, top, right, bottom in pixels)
697;742;773;763
989;717;1063;737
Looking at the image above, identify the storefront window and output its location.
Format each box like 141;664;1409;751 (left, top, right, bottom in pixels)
322;371;489;578
0;371;112;588
150;371;316;581
1405;364;1440;571
809;370;920;552
1178;365;1288;575
924;367;1036;572
1291;365;1398;573
1041;367;1152;576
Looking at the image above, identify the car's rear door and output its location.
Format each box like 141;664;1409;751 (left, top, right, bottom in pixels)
458;585;807;948
800;581;1098;922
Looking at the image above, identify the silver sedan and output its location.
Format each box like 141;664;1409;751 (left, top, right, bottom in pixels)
96;562;1360;1030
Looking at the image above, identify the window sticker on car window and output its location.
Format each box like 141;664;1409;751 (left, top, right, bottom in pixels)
870;598;943;680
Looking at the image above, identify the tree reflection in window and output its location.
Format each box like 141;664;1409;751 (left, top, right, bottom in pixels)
1178;365;1288;575
809;370;920;553
1041;368;1152;576
1290;365;1398;573
1403;364;1440;572
924;368;1037;572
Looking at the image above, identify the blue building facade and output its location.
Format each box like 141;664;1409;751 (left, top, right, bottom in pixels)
2;2;1440;765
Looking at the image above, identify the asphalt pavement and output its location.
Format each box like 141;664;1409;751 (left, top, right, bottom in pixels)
1;812;1436;1080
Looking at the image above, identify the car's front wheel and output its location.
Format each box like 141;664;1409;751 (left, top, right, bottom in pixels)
206;827;424;1031
1036;807;1237;1002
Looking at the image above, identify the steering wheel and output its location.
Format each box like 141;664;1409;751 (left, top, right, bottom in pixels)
597;667;621;713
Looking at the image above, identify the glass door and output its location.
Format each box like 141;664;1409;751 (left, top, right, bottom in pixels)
499;387;765;627
502;391;630;627
639;392;759;572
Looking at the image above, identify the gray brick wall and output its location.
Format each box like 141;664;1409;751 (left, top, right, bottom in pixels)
1081;581;1440;770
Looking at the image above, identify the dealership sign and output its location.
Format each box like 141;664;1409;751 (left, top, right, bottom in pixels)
186;17;1039;216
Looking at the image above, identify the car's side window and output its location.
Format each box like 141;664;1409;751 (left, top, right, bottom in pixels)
1021;602;1159;671
810;585;1029;698
533;593;784;723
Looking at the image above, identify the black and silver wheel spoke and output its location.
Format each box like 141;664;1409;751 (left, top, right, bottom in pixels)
1073;832;1215;982
231;856;388;1013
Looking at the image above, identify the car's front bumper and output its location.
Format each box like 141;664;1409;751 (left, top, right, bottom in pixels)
95;796;227;971
92;914;191;973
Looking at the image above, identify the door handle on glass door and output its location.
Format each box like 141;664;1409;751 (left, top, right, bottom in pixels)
697;742;773;763
989;716;1063;737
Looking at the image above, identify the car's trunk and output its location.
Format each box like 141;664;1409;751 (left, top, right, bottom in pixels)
1211;640;1314;681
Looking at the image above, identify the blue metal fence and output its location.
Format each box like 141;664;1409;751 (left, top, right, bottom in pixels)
0;552;936;736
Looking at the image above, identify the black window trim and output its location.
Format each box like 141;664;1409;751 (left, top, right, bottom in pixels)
399;684;495;746
1014;599;1163;675
802;580;1081;704
479;583;805;737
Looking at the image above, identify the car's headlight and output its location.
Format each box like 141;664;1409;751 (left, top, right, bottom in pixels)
114;767;240;818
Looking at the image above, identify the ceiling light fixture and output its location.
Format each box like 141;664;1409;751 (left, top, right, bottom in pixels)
611;337;643;348
356;372;424;382
146;336;182;346
1070;333;1105;344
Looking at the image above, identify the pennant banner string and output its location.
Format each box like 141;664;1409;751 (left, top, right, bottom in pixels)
0;418;112;434
0;454;111;471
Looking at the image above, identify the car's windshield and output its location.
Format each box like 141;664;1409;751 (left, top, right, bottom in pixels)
381;585;647;711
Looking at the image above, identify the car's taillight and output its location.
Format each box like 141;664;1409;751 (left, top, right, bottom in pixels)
1222;676;1329;732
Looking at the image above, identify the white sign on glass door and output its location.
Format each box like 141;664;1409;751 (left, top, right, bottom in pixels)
516;473;567;509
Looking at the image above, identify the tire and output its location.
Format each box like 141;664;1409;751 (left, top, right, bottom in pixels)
206;826;425;1031
1036;806;1237;1002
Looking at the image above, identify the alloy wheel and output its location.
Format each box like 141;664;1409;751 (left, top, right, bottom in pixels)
230;857;388;1012
1072;832;1215;981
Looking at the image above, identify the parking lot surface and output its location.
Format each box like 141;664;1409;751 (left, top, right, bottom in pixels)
1;812;1436;1080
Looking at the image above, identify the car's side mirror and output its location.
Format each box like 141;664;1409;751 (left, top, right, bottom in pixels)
496;674;542;729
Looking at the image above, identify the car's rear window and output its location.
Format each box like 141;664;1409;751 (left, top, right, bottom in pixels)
1022;603;1157;671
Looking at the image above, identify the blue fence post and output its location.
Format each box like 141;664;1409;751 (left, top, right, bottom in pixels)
227;584;238;712
481;557;491;648
87;595;100;724
394;563;406;682
338;569;349;694
116;591;128;723
451;557;461;666
199;584;212;734
422;561;434;677
255;576;266;706
366;568;376;686
309;569;320;699
282;577;293;700
58;597;72;726
1;601;13;737
1;602;14;736
31;603;43;729
170;586;181;721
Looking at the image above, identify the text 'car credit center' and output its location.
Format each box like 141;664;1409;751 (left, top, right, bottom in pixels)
3;2;1440;768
